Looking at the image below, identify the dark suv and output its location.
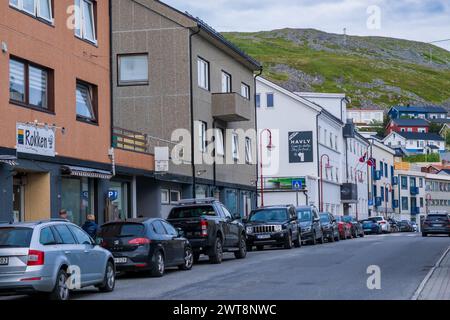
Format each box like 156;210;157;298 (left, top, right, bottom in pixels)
319;212;340;242
296;206;324;245
422;213;450;237
245;205;301;251
167;198;247;264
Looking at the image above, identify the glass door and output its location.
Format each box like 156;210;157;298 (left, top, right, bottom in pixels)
12;181;24;223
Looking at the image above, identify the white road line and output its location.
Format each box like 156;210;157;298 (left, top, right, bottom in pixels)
411;246;450;300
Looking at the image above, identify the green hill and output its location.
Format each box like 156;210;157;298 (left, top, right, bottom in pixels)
224;28;450;109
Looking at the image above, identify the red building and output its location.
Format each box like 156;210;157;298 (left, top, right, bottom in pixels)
387;118;429;134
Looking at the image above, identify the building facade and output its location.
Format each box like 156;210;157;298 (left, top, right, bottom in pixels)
347;107;384;125
383;132;446;154
388;105;448;120
386;119;429;134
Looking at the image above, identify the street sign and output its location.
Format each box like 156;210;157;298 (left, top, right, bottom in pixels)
292;180;303;190
155;147;169;172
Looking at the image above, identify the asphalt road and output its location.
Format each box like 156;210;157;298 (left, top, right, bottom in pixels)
2;233;449;300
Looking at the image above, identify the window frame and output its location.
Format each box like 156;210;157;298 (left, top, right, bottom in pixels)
221;70;232;93
256;93;261;108
198;121;207;153
245;137;253;164
9;56;54;114
241;83;250;100
197;57;210;91
215;128;225;157
75;79;98;124
232;133;239;160
161;189;169;204
170;190;181;204
9;0;54;25
266;92;274;107
117;53;149;86
74;0;97;45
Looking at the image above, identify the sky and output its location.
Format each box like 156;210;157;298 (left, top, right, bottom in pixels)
163;0;450;51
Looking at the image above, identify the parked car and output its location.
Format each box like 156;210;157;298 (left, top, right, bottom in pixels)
361;220;382;235
296;206;324;245
98;218;193;277
319;212;340;242
245;205;301;251
370;216;391;233
422;213;450;237
342;216;364;238
388;218;400;233
335;216;352;240
0;219;115;300
167;198;247;264
398;220;413;232
411;222;418;232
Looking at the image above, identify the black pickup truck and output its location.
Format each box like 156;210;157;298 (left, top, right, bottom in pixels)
167;198;247;264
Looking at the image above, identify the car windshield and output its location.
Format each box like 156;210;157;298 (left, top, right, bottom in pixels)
297;209;312;222
342;216;353;223
362;220;372;225
100;223;145;238
0;227;33;248
249;209;288;222
319;214;329;223
426;215;449;222
168;206;216;219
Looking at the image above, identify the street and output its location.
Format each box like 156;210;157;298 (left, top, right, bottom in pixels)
4;233;448;301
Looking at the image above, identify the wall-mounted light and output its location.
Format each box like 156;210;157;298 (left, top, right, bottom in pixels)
197;169;207;176
1;42;7;53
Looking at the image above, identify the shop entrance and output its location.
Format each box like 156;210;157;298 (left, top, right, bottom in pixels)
13;178;24;222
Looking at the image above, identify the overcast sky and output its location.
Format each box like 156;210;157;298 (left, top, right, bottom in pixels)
163;0;450;51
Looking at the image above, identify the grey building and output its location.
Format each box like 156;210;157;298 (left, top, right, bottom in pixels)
111;0;262;218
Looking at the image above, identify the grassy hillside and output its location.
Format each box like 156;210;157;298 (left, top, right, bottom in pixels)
224;28;450;109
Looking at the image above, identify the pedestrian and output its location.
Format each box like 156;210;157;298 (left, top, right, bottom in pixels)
59;209;68;220
82;214;99;239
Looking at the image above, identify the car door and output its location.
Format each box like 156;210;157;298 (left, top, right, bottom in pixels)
151;221;174;265
221;205;239;246
312;209;322;238
289;207;298;237
53;224;87;286
161;220;185;265
68;225;102;283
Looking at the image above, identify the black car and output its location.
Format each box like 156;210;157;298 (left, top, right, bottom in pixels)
167;198;247;264
342;216;365;238
319;212;340;242
296;206;324;245
98;218;193;277
398;220;413;232
245;205;301;251
422;213;450;237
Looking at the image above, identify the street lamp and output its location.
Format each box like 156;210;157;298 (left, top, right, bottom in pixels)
259;129;274;207
319;154;332;212
384;183;392;219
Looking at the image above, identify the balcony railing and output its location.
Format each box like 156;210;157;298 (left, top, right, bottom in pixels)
410;187;419;196
112;127;149;154
212;92;252;122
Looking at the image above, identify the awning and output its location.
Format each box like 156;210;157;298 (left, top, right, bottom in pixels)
0;155;18;166
61;165;113;180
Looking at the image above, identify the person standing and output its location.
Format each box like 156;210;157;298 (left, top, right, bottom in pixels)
59;209;68;220
82;214;99;239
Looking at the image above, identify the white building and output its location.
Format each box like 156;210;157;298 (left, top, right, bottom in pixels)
383;132;446;154
393;170;427;221
347;108;384;125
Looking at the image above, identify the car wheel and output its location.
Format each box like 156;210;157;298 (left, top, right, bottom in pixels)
284;232;293;249
234;236;247;259
150;251;165;277
179;247;194;270
360;232;365;238
256;245;264;251
422;233;427;237
98;261;115;292
209;237;223;264
294;232;301;248
49;269;70;301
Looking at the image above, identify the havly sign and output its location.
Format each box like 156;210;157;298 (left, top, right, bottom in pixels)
16;123;56;157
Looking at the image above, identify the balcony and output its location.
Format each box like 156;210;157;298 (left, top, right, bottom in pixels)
410;187;419;196
112;127;149;154
212;93;252;122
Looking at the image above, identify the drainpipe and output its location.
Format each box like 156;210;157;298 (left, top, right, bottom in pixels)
254;68;263;207
189;27;201;199
108;1;113;150
213;119;217;194
316;111;322;208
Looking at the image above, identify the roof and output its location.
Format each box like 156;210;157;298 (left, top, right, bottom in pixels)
390;105;448;114
438;169;450;175
390;118;429;126
397;132;445;141
429;118;450;124
319;107;344;125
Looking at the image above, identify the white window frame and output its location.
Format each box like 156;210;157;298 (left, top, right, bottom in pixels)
197;57;209;90
198;121;207;153
232;133;239;160
118;54;149;86
221;71;231;93
10;0;54;23
170;190;181;204
215;128;225;157
256;93;261;108
74;0;97;44
241;83;250;100
245;137;252;164
161;189;169;204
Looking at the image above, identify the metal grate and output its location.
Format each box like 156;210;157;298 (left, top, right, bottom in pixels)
252;225;276;234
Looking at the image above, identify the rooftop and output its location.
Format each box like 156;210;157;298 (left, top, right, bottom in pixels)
391;105;448;114
397;132;445;141
390;118;430;126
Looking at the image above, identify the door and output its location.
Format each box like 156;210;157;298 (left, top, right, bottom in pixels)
151;221;173;264
221;205;239;246
161;220;185;265
53;224;87;286
12;181;24;223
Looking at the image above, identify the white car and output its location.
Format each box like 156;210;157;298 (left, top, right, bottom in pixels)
370;216;391;233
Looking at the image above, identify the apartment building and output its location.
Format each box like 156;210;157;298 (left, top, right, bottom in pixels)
347;107;384;125
393;169;426;221
111;0;261;218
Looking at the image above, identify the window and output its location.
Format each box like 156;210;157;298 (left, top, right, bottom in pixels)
197;58;209;90
68;225;92;244
9;0;53;23
379;161;384;176
221;71;231;93
76;81;97;122
267;93;274;107
384;163;388;177
380;186;384;201
161;221;178;236
215;128;225;157
161;189;169;204
54;225;76;244
170;190;180;204
401;197;409;211
335;135;338;151
241;83;250;100
232;133;239;160
198;121;207;152
401;176;408;190
74;0;97;44
118;54;148;85
40;227;56;245
245;137;253;164
256;94;261;108
329;133;333;149
9;58;52;111
420;198;424;208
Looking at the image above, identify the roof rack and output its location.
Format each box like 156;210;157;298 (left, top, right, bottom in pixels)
37;218;70;224
178;198;218;205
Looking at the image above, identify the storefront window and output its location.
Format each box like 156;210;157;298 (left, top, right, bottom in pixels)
109;181;130;220
61;177;94;226
225;189;238;215
195;185;208;199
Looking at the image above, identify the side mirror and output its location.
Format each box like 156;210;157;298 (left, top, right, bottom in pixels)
177;228;185;237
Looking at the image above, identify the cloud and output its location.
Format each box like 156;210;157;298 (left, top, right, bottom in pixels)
162;0;450;50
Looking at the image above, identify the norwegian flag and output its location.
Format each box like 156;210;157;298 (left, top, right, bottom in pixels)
366;157;375;167
359;152;367;163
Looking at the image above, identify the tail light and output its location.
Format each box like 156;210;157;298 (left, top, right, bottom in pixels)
200;220;208;237
380;221;386;224
128;238;151;245
27;250;44;266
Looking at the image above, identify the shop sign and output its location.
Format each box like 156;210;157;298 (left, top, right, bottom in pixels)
16;123;55;157
288;131;313;163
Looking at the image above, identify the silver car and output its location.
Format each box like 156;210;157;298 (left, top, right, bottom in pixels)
0;219;116;300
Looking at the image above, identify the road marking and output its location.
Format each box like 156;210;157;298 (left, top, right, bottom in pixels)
411;246;450;300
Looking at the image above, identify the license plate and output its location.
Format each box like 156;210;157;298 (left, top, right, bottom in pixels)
114;257;127;264
257;234;271;240
0;257;9;266
432;224;442;227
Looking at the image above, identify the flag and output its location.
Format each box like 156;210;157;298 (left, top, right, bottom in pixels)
359;152;367;163
367;157;375;167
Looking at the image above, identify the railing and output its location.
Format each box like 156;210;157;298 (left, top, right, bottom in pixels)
112;127;149;154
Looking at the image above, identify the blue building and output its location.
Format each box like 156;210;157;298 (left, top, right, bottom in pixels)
388;105;448;121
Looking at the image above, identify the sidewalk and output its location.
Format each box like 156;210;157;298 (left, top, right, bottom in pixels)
416;246;450;300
